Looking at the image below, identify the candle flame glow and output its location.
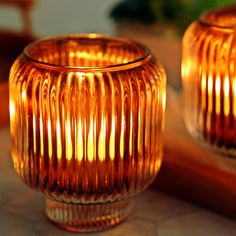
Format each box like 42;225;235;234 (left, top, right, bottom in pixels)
48;118;52;158
66;119;73;161
98;116;106;161
9;35;165;216
215;76;221;115
120;115;125;159
33;114;36;154
182;61;190;79
207;74;213;113
201;73;207;110
76;118;83;161
224;75;230;116
233;77;236;117
162;89;166;129
109;116;115;161
56;119;62;160
87;118;94;162
40;117;44;157
9;100;15;118
21;90;27;102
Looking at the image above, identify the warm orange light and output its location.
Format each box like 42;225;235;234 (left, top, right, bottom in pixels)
109;116;115;161
182;5;236;152
215;75;221;115
233;77;236;117
224;75;230;116
98;116;106;161
66;119;73;161
9;100;15;120
56;119;62;160
47;118;52;158
76;118;83;161
33;114;37;154
40;117;44;157
207;74;213;114
9;34;166;232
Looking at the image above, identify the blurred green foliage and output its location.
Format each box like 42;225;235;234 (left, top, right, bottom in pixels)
110;0;236;34
150;0;236;33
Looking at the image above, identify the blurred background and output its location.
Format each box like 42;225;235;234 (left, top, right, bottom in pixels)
0;0;235;36
0;0;117;36
0;0;235;124
0;0;235;81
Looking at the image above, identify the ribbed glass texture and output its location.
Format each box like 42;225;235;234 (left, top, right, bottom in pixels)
9;34;166;232
182;5;236;155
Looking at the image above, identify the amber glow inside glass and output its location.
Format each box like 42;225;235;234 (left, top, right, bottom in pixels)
182;5;236;155
9;34;166;232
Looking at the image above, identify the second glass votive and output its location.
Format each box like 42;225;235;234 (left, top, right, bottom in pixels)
182;5;236;155
9;34;166;232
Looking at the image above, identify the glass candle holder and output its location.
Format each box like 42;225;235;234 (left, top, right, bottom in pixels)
9;34;166;232
182;5;236;155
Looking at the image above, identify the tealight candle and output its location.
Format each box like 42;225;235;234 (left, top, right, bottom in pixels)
182;5;236;155
9;34;166;232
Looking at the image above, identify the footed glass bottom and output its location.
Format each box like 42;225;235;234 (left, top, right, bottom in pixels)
45;198;131;232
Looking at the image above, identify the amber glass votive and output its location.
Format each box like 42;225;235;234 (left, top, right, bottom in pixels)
9;34;166;232
182;5;236;155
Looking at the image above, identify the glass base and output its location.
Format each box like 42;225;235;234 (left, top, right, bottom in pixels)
187;126;236;157
45;198;131;232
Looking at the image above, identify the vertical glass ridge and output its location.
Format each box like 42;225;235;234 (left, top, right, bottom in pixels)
182;6;236;154
9;35;166;232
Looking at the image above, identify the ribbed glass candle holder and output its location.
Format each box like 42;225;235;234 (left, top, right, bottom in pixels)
9;34;166;232
182;5;236;155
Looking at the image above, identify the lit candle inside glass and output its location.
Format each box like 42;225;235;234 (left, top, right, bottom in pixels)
182;5;236;154
9;34;166;232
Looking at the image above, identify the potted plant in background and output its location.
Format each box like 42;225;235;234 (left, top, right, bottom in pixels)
110;0;235;89
110;0;236;37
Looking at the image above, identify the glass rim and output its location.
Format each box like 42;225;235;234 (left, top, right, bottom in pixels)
23;34;152;72
199;4;236;31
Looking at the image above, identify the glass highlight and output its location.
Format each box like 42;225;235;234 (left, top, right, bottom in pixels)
9;34;166;232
